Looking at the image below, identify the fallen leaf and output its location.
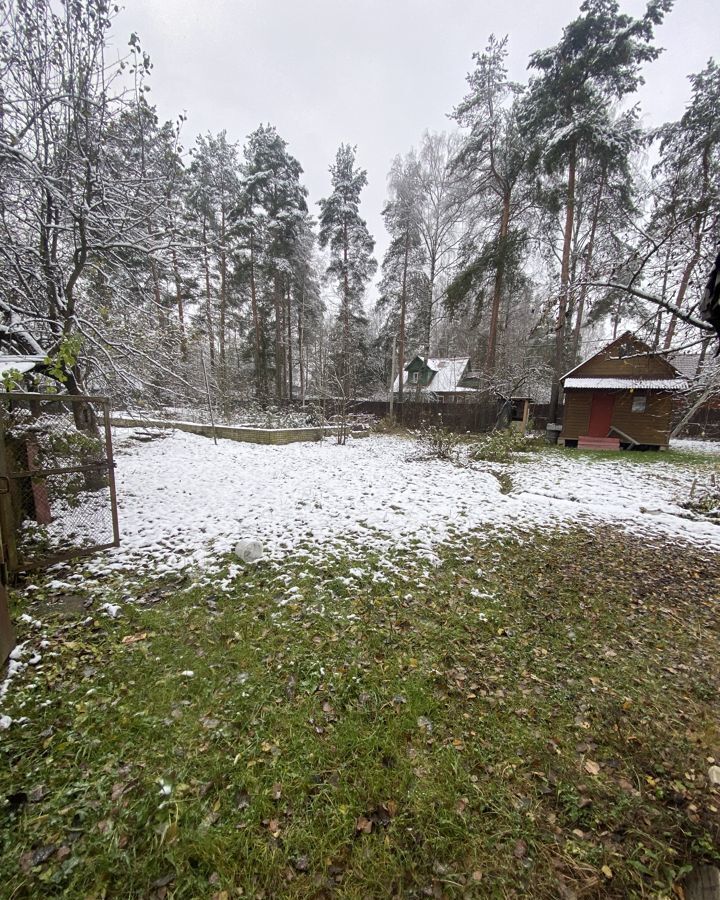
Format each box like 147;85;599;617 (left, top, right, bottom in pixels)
601;865;613;879
513;839;528;859
355;815;373;834
271;783;282;801
584;759;601;776
121;632;149;645
267;818;281;837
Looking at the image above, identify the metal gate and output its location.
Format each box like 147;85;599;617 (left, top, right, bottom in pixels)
0;393;119;575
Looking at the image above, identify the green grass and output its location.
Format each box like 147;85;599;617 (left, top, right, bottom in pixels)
1;528;719;898
560;446;719;466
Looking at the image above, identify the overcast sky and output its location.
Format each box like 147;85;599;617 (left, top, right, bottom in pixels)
113;0;716;273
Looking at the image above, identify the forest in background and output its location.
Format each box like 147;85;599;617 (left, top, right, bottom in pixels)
0;0;718;421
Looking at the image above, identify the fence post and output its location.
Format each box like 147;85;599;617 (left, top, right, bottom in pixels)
102;401;121;549
0;404;16;663
0;418;19;577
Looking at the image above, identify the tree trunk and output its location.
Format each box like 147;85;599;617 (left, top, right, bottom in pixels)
342;220;351;398
485;188;511;374
298;274;306;407
172;248;188;363
548;142;577;424
664;144;710;349
202;216;215;369
398;229;410;405
273;275;284;400
572;167;605;363
249;234;263;398
286;284;293;402
219;204;228;399
663;220;705;349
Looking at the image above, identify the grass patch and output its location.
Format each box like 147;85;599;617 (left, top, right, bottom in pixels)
563;446;719;467
1;529;719;898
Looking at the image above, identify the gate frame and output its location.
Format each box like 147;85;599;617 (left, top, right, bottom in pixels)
0;392;120;575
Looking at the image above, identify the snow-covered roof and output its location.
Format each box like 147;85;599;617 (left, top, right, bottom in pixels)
0;355;45;376
563;376;689;391
393;357;470;394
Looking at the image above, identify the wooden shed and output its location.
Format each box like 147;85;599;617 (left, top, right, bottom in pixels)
559;333;688;450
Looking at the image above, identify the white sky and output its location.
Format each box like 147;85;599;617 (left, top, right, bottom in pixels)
113;0;716;274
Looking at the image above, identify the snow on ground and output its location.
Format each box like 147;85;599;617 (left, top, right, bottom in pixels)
66;429;720;576
672;437;720;455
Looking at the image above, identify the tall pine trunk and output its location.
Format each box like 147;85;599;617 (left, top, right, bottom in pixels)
663;145;710;349
398;229;410;405
202;216;215;369
485;189;511;374
172;248;188;363
249;234;263;398
286;284;293;402
298;274;306;406
342;220;351;398
571;167;605;363
219;204;228;386
273;275;283;399
548;142;577;424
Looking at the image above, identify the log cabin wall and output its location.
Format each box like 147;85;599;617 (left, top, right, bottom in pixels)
561;392;592;440
610;391;673;446
561;390;674;446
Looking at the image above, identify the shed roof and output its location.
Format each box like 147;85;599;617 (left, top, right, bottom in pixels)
563;376;689;391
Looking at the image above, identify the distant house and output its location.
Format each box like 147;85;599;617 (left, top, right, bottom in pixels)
560;332;688;450
393;356;475;401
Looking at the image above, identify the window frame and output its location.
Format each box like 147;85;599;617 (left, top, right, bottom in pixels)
631;394;647;413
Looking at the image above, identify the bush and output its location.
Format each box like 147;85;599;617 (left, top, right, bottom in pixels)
470;428;543;463
411;423;462;463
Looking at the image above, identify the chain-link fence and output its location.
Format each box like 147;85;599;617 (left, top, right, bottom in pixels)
0;393;119;573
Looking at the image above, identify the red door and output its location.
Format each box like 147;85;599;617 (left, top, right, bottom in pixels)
587;392;615;437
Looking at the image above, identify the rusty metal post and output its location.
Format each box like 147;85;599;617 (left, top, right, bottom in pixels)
0;414;17;664
25;432;52;525
102;401;121;548
0;417;19;576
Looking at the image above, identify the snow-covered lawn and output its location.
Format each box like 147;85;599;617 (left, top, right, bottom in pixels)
66;430;720;576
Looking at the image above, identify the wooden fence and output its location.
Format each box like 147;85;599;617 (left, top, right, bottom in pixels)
314;399;557;434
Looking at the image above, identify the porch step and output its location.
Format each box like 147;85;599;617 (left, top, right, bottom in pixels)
578;436;621;450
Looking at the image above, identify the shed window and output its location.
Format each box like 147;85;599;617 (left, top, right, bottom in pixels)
631;394;647;413
409;371;419;384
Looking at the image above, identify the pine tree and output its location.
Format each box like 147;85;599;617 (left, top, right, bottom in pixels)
378;153;427;403
236;125;308;400
651;60;720;349
318;145;377;398
521;0;672;421
451;35;528;375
